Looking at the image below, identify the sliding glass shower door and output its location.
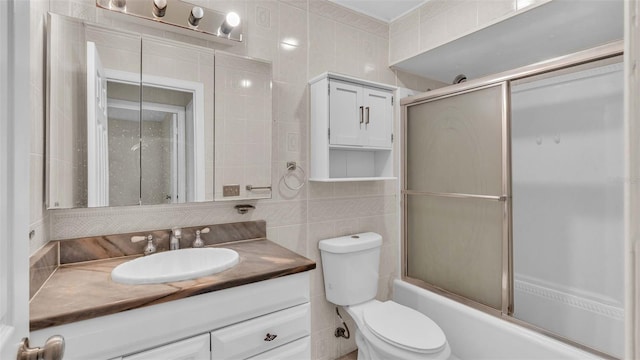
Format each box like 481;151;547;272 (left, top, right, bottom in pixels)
402;54;624;357
403;83;511;313
511;60;624;357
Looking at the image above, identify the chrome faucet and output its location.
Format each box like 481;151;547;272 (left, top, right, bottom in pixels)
192;227;210;248
170;227;181;250
131;234;156;256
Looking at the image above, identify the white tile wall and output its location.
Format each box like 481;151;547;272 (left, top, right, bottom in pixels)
32;1;447;359
390;0;552;66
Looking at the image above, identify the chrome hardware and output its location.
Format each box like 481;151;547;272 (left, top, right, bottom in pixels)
359;106;364;125
365;106;370;125
170;227;181;250
132;234;156;255
95;0;243;43
264;333;277;342
334;307;351;339
152;0;166;17
402;190;508;202
246;185;272;191
282;161;306;191
234;204;255;214
188;6;204;27
193;227;209;248
18;335;65;360
143;235;156;256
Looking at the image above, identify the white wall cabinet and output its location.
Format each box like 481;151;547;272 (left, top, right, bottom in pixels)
328;80;393;148
311;72;396;181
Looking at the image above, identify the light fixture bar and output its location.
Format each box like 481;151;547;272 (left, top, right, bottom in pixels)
96;0;243;42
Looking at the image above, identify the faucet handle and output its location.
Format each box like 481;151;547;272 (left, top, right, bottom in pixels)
193;227;209;248
172;227;182;238
132;235;156;255
131;235;151;243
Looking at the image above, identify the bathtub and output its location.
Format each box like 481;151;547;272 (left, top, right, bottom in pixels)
393;280;599;359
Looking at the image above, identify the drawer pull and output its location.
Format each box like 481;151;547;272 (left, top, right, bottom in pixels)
264;333;277;342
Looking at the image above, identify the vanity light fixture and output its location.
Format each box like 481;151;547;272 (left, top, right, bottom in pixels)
219;11;240;35
188;6;204;27
96;0;244;42
152;0;167;18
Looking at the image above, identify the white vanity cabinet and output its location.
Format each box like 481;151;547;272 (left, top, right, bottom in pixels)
123;334;210;360
210;303;310;359
30;273;311;360
310;72;396;181
119;304;310;360
246;337;311;359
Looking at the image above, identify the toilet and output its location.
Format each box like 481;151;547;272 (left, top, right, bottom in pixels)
319;232;451;360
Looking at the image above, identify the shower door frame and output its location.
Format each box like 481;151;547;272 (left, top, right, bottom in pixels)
400;40;623;358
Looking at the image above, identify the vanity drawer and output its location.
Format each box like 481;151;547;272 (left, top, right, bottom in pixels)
210;303;310;359
246;336;310;360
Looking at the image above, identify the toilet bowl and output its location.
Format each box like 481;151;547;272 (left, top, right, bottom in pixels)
345;300;451;360
319;232;451;360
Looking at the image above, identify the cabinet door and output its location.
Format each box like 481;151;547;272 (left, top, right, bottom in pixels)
211;303;310;359
123;334;210;360
363;87;393;148
329;80;364;146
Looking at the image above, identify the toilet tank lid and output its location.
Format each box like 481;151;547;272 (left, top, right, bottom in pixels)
318;232;382;253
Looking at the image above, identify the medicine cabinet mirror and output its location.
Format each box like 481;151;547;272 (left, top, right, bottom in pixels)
46;13;272;209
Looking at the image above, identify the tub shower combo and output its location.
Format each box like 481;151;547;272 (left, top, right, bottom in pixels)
401;43;624;358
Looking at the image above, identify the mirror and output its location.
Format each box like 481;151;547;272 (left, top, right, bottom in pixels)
47;13;272;209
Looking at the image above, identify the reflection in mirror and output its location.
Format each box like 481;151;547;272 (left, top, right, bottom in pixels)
105;81;141;206
214;52;272;200
48;14;142;208
47;14;273;209
141;36;213;205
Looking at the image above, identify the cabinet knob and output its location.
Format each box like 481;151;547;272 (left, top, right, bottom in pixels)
264;333;277;341
18;336;65;360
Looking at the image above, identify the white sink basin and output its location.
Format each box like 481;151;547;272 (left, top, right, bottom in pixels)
111;248;239;285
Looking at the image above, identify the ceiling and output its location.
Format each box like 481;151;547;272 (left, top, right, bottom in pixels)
329;0;427;23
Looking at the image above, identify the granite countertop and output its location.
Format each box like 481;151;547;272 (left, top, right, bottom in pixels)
30;238;316;331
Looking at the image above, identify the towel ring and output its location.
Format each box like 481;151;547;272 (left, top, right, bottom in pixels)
283;161;305;191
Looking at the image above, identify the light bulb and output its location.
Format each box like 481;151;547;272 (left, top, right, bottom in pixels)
188;6;204;27
110;0;126;9
152;0;167;18
219;11;240;35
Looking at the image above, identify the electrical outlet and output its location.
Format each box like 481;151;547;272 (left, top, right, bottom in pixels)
223;185;240;197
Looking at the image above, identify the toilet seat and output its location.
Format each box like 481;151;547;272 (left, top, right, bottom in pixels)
362;301;447;354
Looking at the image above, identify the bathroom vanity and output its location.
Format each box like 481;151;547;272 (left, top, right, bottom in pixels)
28;221;315;360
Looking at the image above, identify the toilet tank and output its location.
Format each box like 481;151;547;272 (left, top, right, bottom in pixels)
319;232;383;306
